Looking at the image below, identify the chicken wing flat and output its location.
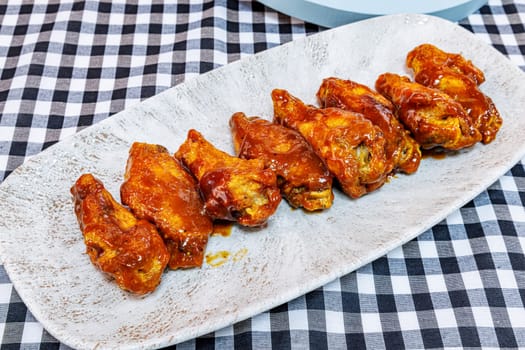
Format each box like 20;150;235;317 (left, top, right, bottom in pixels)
317;77;421;174
272;89;389;199
406;43;502;144
175;129;281;227
230;112;333;211
375;73;482;150
71;173;169;294
407;43;485;84
120;142;212;270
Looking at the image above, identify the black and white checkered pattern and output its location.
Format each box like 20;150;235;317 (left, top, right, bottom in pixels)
0;0;319;181
1;0;524;349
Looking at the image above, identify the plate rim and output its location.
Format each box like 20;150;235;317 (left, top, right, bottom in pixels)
257;0;488;27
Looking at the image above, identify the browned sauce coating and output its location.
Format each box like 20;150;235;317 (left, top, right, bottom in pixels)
212;220;233;237
407;43;486;84
71;173;169;294
317;77;421;174
230;112;333;211
375;73;481;150
175;129;281;227
272;88;389;199
406;43;502;144
120;142;212;270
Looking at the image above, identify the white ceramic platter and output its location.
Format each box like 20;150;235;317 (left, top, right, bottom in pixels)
1;14;524;350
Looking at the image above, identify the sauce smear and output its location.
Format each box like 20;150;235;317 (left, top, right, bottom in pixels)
205;251;230;267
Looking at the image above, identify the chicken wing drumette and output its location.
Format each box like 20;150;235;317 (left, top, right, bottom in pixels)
317;77;421;174
175;129;281;227
120;142;212;270
230;112;333;211
272;89;389;199
71;173;169;295
406;43;502;144
375;73;481;150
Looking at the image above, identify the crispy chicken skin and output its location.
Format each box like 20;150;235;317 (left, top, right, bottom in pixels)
272;89;389;199
317;77;421;174
120;142;212;270
229;112;334;211
406;43;502;144
175;129;281;227
406;43;485;84
375;73;482;150
71;174;169;295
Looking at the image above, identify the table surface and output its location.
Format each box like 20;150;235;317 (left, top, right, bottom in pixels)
1;0;525;349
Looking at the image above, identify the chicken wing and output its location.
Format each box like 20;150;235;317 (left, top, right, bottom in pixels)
317;77;421;174
406;43;485;84
120;142;212;270
406;43;502;144
375;73;481;150
175;129;281;227
71;173;169;295
230;112;333;211
272;89;389;199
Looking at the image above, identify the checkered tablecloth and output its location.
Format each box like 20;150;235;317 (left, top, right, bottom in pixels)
1;0;525;349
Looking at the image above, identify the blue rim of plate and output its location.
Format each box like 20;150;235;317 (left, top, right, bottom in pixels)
257;0;488;27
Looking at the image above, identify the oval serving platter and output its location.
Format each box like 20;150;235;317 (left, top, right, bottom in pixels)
1;14;525;350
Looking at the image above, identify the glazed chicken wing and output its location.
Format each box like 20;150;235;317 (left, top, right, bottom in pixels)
375;73;481;150
175;129;281;227
230;112;333;211
120;142;212;270
317;77;421;174
71;174;169;295
406;43;502;144
406;43;485;84
272;89;389;199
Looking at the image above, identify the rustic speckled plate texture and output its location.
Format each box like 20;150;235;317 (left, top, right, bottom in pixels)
0;14;524;350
